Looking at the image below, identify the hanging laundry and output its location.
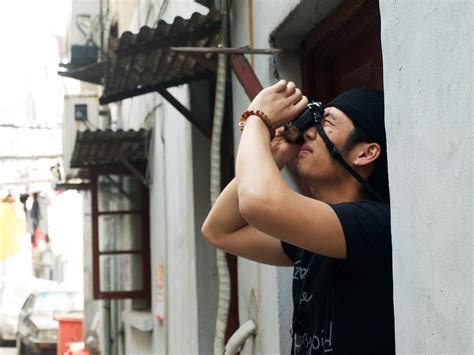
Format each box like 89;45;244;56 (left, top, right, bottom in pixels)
0;197;26;260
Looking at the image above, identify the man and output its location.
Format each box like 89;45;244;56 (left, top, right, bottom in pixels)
202;80;394;354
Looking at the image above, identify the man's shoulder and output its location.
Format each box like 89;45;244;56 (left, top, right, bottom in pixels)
330;200;391;233
331;200;390;217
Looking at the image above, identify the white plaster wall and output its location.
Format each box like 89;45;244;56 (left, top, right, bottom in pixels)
379;1;473;353
118;92;160;131
150;99;167;354
121;1;210;354
163;86;199;354
147;86;200;355
147;87;217;355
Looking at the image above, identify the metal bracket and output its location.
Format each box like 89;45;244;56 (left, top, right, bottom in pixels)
171;46;286;55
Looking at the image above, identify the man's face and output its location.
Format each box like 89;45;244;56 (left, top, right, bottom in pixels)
295;106;356;183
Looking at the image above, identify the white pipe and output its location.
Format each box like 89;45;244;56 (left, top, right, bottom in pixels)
224;319;257;355
211;2;230;354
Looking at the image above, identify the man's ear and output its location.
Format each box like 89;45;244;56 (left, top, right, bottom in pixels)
355;142;381;166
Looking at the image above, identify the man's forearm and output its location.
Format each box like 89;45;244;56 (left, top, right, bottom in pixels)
202;178;248;237
236;116;288;200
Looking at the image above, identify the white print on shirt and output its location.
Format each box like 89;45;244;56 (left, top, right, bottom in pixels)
299;291;314;305
294;260;308;280
294;321;333;353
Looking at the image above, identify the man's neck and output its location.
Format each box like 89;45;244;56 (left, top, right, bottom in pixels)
310;180;369;204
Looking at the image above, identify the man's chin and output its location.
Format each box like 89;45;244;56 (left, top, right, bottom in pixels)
295;163;307;181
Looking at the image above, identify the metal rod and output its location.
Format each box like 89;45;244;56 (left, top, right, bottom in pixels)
171;47;288;55
97;210;142;216
0;154;62;160
98;250;142;255
0;179;55;186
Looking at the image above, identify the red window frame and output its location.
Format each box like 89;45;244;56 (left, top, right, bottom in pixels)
90;165;150;300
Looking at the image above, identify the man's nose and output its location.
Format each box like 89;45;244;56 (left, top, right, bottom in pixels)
303;126;318;142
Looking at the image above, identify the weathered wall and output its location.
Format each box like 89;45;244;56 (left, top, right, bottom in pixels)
120;1;211;354
146;87;200;355
190;79;218;355
163;86;200;354
380;1;473;353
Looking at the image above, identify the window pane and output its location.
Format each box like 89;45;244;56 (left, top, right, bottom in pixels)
99;254;143;292
98;175;141;211
98;214;142;252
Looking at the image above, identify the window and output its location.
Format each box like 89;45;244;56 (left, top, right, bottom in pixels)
91;166;150;299
74;104;88;121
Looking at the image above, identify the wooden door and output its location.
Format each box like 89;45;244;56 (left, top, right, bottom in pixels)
301;0;383;103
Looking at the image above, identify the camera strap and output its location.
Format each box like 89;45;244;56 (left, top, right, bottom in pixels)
313;118;388;204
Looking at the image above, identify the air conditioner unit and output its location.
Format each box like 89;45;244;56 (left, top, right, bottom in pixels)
63;95;105;179
67;0;101;67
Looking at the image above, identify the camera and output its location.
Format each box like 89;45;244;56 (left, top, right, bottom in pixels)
282;101;325;143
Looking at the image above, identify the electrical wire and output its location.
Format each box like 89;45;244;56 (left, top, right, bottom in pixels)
153;0;169;27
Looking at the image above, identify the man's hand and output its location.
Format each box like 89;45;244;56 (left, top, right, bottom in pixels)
271;127;301;170
247;80;308;129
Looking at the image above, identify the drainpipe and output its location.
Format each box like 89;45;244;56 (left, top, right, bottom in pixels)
102;300;111;355
225;283;258;354
210;1;230;354
224;319;257;355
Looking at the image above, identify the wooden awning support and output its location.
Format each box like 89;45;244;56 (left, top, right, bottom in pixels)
229;53;263;100
155;85;212;138
119;157;149;189
154;48;270;141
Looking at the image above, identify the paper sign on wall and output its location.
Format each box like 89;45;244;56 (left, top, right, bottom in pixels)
155;263;165;321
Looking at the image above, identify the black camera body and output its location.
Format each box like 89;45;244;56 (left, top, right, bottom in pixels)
282;101;325;143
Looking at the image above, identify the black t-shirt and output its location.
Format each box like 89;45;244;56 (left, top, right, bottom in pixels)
281;201;395;354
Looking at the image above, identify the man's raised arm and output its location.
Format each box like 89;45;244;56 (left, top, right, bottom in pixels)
201;177;293;266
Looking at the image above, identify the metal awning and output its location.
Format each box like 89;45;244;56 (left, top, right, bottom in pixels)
58;62;106;85
99;9;221;105
70;129;150;168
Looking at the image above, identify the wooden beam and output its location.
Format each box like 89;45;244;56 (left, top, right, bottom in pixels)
229;54;263;100
155;85;212;138
99;72;210;104
119;158;149;189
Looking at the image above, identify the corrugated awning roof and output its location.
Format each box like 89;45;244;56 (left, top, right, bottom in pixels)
70;129;150;168
58;62;106;85
99;9;221;105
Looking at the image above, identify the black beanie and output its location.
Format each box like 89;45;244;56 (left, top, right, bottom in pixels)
326;88;386;147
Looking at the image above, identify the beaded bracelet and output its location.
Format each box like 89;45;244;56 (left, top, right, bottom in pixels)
239;110;275;138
